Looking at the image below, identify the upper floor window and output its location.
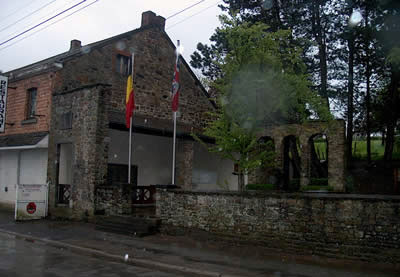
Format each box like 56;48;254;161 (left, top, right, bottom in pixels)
116;54;131;76
27;88;37;119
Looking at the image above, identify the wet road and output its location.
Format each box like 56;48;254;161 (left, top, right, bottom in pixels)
0;233;181;277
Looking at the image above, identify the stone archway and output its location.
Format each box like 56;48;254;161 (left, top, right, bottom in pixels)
256;120;346;192
309;133;329;182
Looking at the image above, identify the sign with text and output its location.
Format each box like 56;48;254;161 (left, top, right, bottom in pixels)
0;75;8;133
15;184;48;221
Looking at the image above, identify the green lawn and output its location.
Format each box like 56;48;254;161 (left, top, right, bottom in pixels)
314;138;400;160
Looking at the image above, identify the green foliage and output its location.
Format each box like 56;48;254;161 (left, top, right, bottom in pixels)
192;110;276;182
194;16;333;191
352;138;400;160
245;183;275;191
215;17;332;126
309;178;329;186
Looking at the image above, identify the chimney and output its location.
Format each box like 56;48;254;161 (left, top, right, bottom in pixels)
69;39;81;52
141;11;165;30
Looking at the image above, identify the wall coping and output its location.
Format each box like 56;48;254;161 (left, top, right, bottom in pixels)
158;189;400;202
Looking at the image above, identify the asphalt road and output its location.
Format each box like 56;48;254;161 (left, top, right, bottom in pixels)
0;233;182;277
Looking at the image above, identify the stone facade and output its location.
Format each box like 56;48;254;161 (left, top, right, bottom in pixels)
157;189;400;263
52;12;213;131
251;120;346;191
176;140;194;189
46;11;213;219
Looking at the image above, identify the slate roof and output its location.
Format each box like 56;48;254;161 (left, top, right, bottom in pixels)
4;25;212;105
0;132;48;147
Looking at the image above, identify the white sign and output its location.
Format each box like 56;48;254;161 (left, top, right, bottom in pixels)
15;184;48;221
0;75;8;133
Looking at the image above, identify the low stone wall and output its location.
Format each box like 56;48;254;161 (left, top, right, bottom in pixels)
156;190;400;263
95;184;131;215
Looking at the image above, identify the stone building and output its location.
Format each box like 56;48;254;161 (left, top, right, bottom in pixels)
0;11;237;218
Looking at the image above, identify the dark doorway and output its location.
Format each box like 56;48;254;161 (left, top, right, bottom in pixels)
282;136;301;191
309;134;328;179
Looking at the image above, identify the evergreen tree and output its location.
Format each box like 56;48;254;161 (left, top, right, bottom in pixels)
194;16;330;190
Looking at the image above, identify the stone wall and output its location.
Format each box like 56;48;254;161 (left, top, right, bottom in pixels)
95;184;131;215
48;84;111;219
157;189;400;263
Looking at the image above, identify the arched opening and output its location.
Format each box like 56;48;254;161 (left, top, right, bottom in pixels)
308;134;328;186
257;136;276;185
282;135;301;191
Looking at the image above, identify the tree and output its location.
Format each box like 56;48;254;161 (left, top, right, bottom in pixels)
195;16;331;190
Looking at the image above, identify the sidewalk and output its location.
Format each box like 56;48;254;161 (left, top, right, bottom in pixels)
0;210;398;277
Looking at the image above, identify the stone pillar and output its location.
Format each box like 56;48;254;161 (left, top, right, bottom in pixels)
48;84;111;220
299;136;310;188
327;120;346;192
176;140;194;190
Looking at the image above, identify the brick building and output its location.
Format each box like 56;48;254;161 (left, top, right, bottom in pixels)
0;60;57;210
0;11;236;218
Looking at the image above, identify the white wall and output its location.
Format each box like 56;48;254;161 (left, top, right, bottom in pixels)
108;130;238;190
19;149;48;185
192;143;237;191
0;150;18;204
108;130;173;186
0;148;48;205
59;144;73;184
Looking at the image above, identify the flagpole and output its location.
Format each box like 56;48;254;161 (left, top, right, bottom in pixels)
128;53;135;184
172;111;177;185
172;40;180;186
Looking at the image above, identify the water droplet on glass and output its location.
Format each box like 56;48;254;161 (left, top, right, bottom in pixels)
349;10;362;27
220;96;228;106
116;41;127;51
81;45;91;54
262;0;273;10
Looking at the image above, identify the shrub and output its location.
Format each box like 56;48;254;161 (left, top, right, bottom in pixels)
289;178;300;191
309;178;328;186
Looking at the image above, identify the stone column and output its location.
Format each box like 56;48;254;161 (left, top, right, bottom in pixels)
176;140;194;190
299;136;310;188
327;120;346;192
48;84;111;220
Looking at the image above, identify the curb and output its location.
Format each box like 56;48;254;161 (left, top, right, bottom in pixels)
0;228;243;277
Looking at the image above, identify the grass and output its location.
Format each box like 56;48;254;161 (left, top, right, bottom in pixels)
314;137;400;161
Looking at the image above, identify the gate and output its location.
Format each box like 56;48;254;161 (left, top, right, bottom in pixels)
15;183;48;220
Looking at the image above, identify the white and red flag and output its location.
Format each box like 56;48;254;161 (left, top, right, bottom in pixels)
171;52;181;112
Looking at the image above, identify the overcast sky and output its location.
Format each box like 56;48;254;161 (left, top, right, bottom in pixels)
0;0;223;73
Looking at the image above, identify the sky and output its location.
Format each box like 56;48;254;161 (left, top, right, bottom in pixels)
0;0;223;73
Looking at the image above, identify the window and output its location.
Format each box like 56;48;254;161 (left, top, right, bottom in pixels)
107;163;137;185
116;54;131;76
27;88;37;118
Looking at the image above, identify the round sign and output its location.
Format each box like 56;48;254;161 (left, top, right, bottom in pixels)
26;202;36;214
